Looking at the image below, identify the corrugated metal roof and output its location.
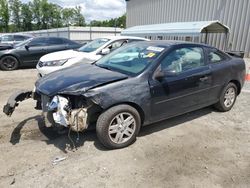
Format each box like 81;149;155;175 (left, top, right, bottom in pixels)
122;20;229;36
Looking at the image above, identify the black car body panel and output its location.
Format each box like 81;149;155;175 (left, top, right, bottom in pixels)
35;63;128;96
0;37;82;67
0;43;13;51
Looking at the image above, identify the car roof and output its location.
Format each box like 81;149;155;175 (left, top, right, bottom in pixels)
101;35;149;41
32;36;70;40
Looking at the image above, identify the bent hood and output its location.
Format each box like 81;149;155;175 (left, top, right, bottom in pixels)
39;49;89;62
35;63;128;96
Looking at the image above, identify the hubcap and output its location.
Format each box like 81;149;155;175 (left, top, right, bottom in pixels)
108;112;136;144
224;87;236;108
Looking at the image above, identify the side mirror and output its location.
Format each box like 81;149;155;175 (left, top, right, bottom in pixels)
25;45;29;50
154;69;178;80
100;48;110;55
154;70;165;80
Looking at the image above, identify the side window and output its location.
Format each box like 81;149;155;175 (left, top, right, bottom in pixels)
47;38;64;45
208;50;226;63
127;39;144;43
161;47;205;73
14;35;26;41
107;40;128;51
29;38;48;47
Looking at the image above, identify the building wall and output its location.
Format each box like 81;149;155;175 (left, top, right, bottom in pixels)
126;0;250;56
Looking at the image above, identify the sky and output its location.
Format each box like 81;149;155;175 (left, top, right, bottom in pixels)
21;0;126;22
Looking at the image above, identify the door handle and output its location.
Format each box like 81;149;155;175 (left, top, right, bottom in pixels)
199;76;209;82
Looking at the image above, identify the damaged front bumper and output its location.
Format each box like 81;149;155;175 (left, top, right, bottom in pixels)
3;90;33;116
3;90;89;132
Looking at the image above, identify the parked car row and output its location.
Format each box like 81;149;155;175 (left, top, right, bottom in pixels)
0;35;148;72
0;37;82;70
3;41;245;149
36;36;149;76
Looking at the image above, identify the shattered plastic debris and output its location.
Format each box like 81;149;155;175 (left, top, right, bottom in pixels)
52;156;67;165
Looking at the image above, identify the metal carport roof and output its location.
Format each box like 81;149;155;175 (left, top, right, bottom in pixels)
121;20;230;36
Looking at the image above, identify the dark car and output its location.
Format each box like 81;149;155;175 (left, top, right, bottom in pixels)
0;37;82;70
3;41;245;149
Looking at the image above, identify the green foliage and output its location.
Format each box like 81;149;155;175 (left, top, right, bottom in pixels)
0;0;125;32
9;0;22;31
90;14;126;28
21;2;33;31
0;0;10;32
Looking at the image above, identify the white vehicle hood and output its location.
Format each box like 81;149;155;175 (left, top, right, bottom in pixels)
39;49;92;62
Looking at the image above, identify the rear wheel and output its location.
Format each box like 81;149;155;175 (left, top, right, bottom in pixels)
96;104;141;149
0;56;19;71
214;82;238;112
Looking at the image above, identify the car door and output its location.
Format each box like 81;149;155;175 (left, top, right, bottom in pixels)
149;45;212;120
45;37;68;54
18;37;49;66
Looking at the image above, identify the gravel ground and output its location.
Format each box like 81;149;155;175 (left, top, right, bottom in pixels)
0;66;250;188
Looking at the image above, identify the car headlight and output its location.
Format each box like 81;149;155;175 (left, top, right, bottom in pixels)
41;59;70;67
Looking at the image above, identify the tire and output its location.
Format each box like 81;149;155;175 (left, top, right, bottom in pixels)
0;56;19;71
96;104;141;149
214;82;238;112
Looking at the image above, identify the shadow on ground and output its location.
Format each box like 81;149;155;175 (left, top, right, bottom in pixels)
9;107;214;152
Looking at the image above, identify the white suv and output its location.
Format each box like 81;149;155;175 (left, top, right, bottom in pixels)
36;36;148;77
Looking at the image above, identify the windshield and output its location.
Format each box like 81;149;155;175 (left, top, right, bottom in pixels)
96;43;166;76
78;38;110;52
14;38;32;48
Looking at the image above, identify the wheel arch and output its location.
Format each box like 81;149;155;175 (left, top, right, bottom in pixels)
102;102;145;125
0;54;21;64
229;80;241;95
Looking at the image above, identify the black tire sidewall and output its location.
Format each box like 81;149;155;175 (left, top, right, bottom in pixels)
96;105;141;149
0;56;19;71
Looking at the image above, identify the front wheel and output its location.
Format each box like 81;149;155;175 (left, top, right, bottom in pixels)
214;82;238;112
96;104;141;149
0;56;19;71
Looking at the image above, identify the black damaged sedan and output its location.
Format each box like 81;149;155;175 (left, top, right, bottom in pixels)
4;41;246;149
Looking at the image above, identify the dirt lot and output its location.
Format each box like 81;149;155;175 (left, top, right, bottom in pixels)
0;67;250;188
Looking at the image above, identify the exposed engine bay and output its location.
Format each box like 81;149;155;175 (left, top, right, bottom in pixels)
44;95;89;132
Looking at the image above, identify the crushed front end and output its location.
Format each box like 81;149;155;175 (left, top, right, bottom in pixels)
3;89;100;133
41;94;90;132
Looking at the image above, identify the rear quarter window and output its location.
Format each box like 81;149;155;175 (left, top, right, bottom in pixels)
208;49;228;63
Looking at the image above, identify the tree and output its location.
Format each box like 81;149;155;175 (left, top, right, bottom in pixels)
0;0;10;32
20;3;33;31
9;0;22;31
90;14;126;28
31;0;42;30
73;6;85;26
0;0;124;32
48;4;63;28
62;8;75;26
